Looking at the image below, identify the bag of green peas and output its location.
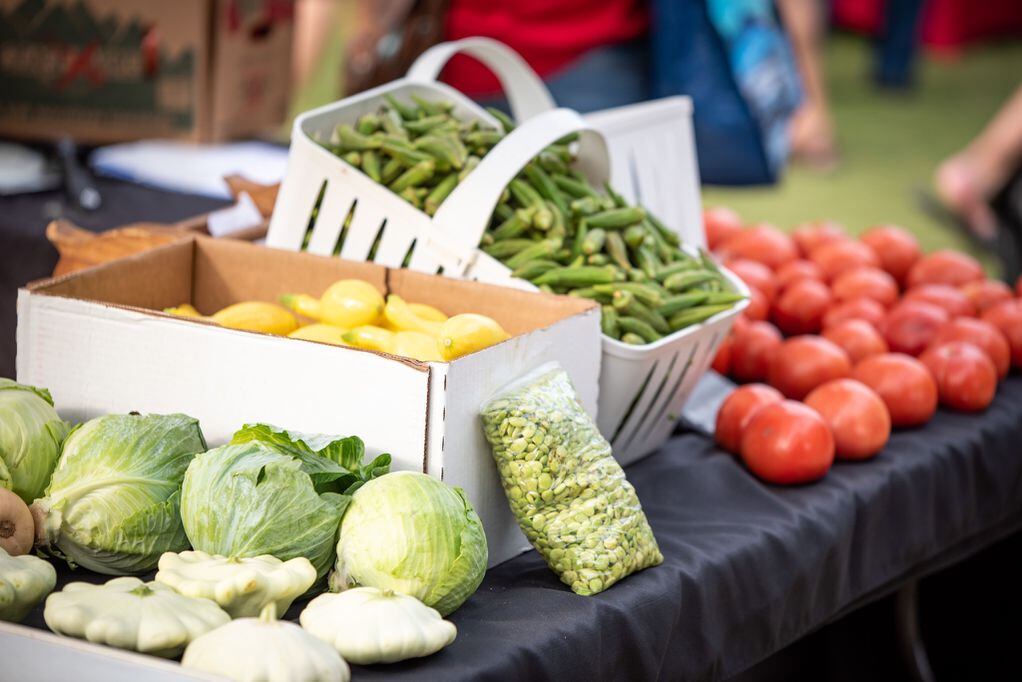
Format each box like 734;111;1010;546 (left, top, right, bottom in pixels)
480;363;663;595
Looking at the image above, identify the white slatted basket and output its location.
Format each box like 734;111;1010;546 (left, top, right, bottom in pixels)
267;38;746;465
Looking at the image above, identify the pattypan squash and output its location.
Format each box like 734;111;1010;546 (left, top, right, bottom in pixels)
0;547;56;623
155;550;317;619
183;604;350;682
300;587;457;664
43;576;230;657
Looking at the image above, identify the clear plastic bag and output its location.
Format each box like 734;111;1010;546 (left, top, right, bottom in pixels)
481;363;663;595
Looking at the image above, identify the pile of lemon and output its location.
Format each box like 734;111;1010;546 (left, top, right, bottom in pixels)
163;280;510;362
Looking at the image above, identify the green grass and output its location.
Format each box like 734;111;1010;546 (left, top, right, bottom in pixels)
703;35;1022;271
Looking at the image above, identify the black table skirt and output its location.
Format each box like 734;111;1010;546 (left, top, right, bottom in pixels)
8;182;1022;680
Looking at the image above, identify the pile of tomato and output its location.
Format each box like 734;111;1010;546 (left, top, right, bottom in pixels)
706;207;1022;486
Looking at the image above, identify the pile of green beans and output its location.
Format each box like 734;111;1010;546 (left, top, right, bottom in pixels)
316;94;744;344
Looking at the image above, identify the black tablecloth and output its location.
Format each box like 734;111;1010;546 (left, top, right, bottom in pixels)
8;183;1022;680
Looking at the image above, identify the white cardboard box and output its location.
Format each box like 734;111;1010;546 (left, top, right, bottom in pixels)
16;236;602;566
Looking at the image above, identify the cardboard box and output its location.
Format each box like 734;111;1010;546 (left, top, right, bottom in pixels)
0;0;293;143
16;236;602;566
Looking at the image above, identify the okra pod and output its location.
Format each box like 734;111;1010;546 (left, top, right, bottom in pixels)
414;134;466;169
384;93;419;121
505;239;562;270
356;114;380;135
571;219;588;257
333;124;381;151
532;265;618;288
645;211;681;247
663;269;719;292
342;151;361;166
621;332;646;345
361;150;382;182
493;202;514;223
612;291;670;334
581;227;606;255
604;231;632;269
512;259;560;280
380;109;407;137
524;164;569;215
593;282;664;308
635;245;661;279
627;268;648;282
410;94;444;116
656;259;700;280
618;316;661;343
586;207;646;230
604;183;628;209
553;174;599;199
424;173;459;215
668;304;732;330
465;130;504;148
509;178;544;208
571;196;604;216
487;107;516;133
399;186;422;209
483;238;535;259
532;205;554;231
587;253;609;265
459;155;481;182
381;157;404;184
389;159;435;193
381;140;432;166
601;305;621;338
657;291;710;317
567;287;612;303
492;207;535;240
703;292;746;305
623;224;647;249
538;151;569;175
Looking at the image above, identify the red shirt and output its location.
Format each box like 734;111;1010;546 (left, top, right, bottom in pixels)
442;0;649;97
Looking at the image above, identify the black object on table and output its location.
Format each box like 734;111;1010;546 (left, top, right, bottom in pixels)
7;182;1022;680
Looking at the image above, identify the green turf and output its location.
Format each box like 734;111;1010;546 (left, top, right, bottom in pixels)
702;35;1022;272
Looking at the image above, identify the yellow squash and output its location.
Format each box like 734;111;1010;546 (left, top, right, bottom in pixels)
438;314;510;360
281;280;384;329
408;302;448;323
343;325;395;353
211;302;298;335
163;303;202;318
391;331;443;362
382;295;442;336
288;323;349;346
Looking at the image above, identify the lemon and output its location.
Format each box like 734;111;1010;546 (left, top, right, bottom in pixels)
281;280;384;329
288;323;349;346
383;295;442;336
438;313;511;360
342;325;395;353
408;302;448;323
211;302;298;335
392;331;443;362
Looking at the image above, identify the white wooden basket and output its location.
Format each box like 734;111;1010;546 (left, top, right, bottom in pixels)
267;38;746;465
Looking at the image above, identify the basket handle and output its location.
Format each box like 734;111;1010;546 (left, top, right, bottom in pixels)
431;108;610;276
406;38;555;122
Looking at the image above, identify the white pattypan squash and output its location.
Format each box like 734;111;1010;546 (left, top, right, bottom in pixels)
155;550;316;619
0;547;56;623
183;604;350;682
300;587;457;664
43;577;230;657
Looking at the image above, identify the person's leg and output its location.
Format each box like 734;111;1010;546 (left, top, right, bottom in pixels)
777;0;839;171
874;0;925;89
935;85;1022;240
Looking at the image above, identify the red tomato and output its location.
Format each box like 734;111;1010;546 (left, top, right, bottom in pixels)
731;321;783;382
929;317;1010;379
712;336;732;375
726;259;777;303
919;341;997;412
879;300;950;355
822;319;888;364
805;379;891;460
792;221;848;257
775;260;825;291
822;298;887;330
809;241;880;281
740;401;835;484
704;207;744;250
853;353;938;427
715;383;784;454
903;284;976;318
742;286;770;322
831;268;899;307
981;300;1022;368
906;249;985;288
716;224;799;270
767;335;852;399
771;278;833;336
960;280;1013;314
859;225;921;284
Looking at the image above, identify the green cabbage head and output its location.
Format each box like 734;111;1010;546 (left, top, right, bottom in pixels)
332;471;488;615
0;379;70;504
181;424;390;582
32;413;206;575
